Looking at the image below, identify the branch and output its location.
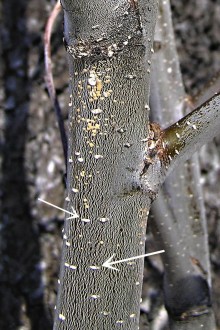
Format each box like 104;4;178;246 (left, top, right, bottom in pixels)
44;0;68;168
150;0;186;125
142;92;220;194
163;92;220;174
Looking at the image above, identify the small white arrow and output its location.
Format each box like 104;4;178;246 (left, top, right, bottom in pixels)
38;198;79;219
102;250;165;271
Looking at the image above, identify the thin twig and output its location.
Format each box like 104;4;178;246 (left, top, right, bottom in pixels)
44;0;68;169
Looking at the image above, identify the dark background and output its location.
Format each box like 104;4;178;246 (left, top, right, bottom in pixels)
0;0;219;329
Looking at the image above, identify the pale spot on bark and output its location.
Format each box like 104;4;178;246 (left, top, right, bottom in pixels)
64;262;77;270
99;217;109;223
81;218;91;223
101;311;110;316
94;154;103;159
90;294;100;299
91;108;103;114
59;314;66;321
89;265;101;270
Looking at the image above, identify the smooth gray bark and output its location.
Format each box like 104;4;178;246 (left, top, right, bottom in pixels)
54;1;158;329
149;0;215;328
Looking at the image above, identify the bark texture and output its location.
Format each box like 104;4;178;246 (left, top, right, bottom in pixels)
54;1;158;329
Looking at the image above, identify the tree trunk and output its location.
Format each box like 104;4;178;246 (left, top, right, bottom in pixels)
150;0;215;328
54;1;158;329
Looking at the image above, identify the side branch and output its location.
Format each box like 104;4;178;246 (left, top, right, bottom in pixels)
163;92;220;173
141;92;220;197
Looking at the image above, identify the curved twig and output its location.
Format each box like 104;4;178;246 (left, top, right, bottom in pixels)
44;0;68;169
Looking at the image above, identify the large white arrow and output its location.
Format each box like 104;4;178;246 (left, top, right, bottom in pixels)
102;250;165;271
38;198;79;219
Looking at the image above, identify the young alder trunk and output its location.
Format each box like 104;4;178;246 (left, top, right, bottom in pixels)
54;1;158;329
150;1;215;328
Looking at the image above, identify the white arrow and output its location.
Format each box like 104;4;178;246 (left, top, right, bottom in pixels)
102;250;165;271
38;198;79;219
